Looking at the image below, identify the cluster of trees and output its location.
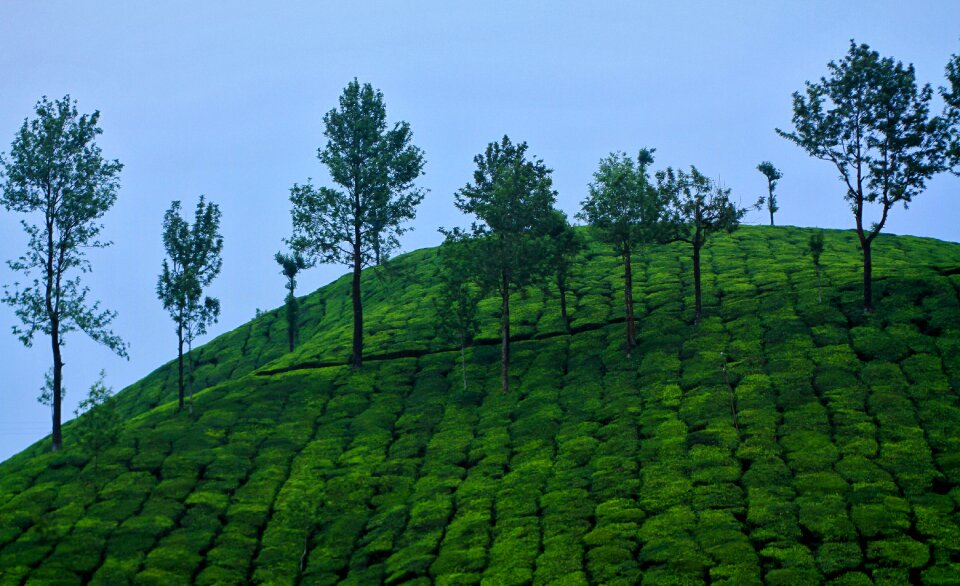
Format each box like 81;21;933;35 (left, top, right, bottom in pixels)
278;82;747;394
2;41;959;452
0;95;224;452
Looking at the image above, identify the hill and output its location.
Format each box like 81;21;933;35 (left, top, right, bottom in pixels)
1;226;960;585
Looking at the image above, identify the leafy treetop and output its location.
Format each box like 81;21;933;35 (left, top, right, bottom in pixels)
579;148;662;255
289;79;426;269
776;41;947;241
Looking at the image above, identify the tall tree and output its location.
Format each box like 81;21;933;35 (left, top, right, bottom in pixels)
808;231;825;304
289;79;425;368
755;161;782;226
448;135;556;392
657;166;747;325
542;209;584;330
275;250;311;352
435;235;482;392
943;50;960;174
157;197;223;414
0;95;127;452
777;41;947;313
579;148;664;354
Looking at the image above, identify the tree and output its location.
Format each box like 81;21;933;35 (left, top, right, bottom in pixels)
808;231;825;304
289;79;425;368
579;149;665;353
777;41;948;313
943;50;960;174
755;161;782;226
542;209;584;330
0;95;127;452
157;197;223;414
448;135;556;392
275;250;311;352
73;370;121;471
435;235;482;392
657;166;747;325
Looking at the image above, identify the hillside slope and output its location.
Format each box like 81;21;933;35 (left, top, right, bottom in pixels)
1;226;960;585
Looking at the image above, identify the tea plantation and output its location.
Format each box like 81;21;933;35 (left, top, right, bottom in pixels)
2;225;960;585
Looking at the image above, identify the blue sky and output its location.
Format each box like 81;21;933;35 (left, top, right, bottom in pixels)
1;1;958;461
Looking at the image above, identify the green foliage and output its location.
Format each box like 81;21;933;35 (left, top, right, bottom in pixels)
944;50;960;174
1;227;959;584
542;209;585;328
72;370;121;468
434;237;483;393
808;232;824;266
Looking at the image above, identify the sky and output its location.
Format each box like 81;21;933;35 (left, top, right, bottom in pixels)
1;1;958;462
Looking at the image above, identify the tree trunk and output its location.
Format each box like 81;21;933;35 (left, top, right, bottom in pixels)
693;241;703;325
862;238;873;313
187;337;194;416
768;179;775;226
817;268;822;304
460;334;467;393
177;321;185;411
51;323;63;452
501;272;510;393
45;216;62;452
558;276;569;330
287;295;295;353
351;239;363;368
624;248;636;354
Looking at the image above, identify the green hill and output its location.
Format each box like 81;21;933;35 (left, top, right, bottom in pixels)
2;225;960;585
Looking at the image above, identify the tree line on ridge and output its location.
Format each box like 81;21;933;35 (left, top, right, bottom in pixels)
1;40;958;452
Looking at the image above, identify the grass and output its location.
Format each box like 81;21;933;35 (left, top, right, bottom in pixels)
1;225;959;584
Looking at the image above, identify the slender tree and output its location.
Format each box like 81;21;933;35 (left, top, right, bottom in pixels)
447;135;556;392
943;50;960;174
542;209;584;330
73;370;121;471
657;166;747;325
777;41;948;313
289;79;425;368
579;149;665;353
275;250;311;352
157;197;223;413
435;235;482;392
755;161;782;226
808;231;825;304
0;95;127;452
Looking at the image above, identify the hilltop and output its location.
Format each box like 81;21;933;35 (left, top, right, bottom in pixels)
1;226;960;585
